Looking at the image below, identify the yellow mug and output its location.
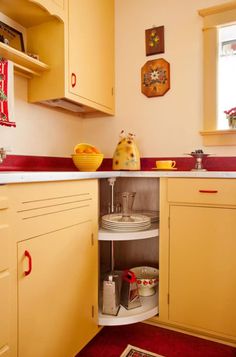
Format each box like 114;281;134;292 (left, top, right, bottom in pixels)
156;160;176;169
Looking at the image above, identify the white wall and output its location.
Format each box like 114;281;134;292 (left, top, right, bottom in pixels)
1;0;236;158
81;0;236;157
0;75;83;157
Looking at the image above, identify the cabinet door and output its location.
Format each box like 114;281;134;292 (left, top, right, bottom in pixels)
18;221;98;357
68;0;114;113
169;205;236;338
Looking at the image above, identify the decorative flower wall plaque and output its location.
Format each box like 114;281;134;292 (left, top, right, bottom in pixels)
141;58;170;97
145;26;164;56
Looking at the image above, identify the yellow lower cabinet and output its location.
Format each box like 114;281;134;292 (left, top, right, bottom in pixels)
0;272;10;356
161;178;236;343
18;221;98;357
5;179;99;357
0;189;11;357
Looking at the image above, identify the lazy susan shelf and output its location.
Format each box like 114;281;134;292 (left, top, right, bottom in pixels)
98;291;159;326
98;223;159;241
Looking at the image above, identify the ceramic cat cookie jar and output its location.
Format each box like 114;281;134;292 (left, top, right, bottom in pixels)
112;131;141;170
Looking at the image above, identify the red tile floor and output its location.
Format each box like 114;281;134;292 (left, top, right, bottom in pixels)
77;323;236;357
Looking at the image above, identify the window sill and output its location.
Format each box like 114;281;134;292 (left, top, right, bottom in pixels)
200;130;236;146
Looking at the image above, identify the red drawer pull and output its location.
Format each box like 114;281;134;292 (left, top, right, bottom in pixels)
199;190;218;194
71;73;77;88
24;250;32;276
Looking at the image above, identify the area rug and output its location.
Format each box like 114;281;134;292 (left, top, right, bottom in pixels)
120;344;164;357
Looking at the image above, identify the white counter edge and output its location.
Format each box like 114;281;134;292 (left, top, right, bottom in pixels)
1;170;236;184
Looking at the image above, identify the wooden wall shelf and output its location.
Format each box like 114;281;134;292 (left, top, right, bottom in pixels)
0;42;50;78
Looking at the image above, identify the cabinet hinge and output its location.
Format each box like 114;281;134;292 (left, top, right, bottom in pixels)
91;233;94;246
111;87;114;96
168;216;170;228
92;305;95;318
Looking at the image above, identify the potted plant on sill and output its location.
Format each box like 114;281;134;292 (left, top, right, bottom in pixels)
224;107;236;129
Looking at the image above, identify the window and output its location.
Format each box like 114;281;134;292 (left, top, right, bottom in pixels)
218;25;236;129
199;2;236;145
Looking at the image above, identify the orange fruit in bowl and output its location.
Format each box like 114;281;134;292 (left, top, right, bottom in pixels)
84;147;94;154
74;143;101;154
75;148;84;154
91;147;100;154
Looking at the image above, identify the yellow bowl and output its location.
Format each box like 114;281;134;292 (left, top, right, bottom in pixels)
72;153;104;171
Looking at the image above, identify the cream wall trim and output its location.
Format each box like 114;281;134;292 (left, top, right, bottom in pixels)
201;8;236;28
200;130;236;145
202;27;217;131
199;1;236;17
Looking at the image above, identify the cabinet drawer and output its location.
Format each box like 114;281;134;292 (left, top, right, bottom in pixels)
167;178;236;205
18;204;93;239
8;180;98;240
8;180;97;206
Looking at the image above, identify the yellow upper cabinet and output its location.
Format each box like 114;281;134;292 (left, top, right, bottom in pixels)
28;0;115;116
0;0;115;116
66;0;115;115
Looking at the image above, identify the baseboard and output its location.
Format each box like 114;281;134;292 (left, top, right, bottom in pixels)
144;318;236;347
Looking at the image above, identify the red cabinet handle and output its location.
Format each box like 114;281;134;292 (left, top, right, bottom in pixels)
199;190;218;193
24;250;32;276
71;73;77;88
